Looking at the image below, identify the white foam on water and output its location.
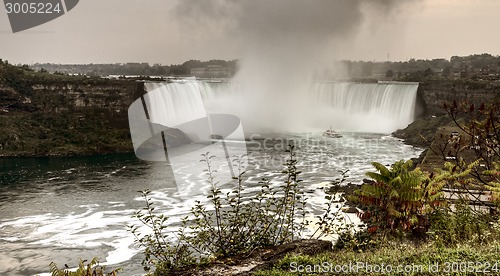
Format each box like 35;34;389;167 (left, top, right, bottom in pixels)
0;213;54;229
109;202;126;208
101;234;138;265
0;205;142;275
0;237;19;242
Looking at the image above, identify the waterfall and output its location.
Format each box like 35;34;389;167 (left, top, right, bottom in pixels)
140;80;418;134
310;82;418;133
143;81;207;127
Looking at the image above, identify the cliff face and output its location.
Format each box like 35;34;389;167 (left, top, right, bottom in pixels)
0;78;145;157
2;79;144;112
394;80;500;148
417;80;500;116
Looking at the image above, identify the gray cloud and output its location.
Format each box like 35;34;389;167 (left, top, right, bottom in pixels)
173;0;417;42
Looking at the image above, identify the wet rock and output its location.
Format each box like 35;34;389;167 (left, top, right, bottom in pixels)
392;115;453;147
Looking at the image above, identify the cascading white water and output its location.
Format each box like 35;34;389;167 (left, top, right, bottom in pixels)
144;81;207;127
143;80;419;134
311;82;419;133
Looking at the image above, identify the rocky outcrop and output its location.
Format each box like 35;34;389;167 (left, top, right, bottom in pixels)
392;115;454;148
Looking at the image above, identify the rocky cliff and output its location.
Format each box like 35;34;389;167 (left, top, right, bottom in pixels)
395;80;500;148
417;80;500;117
0;77;145;157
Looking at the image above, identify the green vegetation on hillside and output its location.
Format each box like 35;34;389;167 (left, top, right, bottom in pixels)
0;59;112;90
0;110;131;157
256;240;500;276
337;53;500;81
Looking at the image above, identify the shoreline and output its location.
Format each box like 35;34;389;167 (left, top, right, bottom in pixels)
0;148;134;158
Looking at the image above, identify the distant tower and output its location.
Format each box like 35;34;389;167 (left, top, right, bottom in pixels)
387;53;390;62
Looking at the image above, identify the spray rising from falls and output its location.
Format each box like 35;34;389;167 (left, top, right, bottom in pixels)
143;80;419;134
172;0;421;133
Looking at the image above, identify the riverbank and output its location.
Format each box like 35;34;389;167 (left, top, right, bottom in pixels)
392;115;454;148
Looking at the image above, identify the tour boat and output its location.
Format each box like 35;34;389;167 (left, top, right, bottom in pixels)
323;128;342;138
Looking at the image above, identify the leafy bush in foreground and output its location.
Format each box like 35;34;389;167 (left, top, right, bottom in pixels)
189;148;307;258
129;145;350;274
352;160;445;235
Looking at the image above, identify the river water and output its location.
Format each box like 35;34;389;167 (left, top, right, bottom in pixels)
0;132;422;275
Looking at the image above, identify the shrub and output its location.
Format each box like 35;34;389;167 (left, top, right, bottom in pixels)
428;202;498;247
310;170;355;240
128;191;195;272
188;147;308;258
352;160;445;236
334;229;374;252
130;145;348;274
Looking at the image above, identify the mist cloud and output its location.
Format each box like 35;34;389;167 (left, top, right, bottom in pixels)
173;0;420;132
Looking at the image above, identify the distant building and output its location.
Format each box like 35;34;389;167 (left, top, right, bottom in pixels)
190;68;207;77
191;65;233;78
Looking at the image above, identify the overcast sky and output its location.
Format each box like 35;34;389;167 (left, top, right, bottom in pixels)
1;0;499;65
